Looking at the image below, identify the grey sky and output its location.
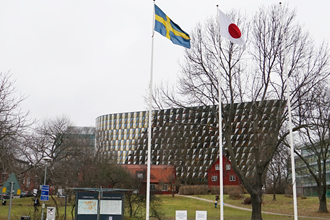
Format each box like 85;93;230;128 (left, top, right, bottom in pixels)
0;0;327;127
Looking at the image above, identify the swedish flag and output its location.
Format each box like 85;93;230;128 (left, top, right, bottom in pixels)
154;5;190;49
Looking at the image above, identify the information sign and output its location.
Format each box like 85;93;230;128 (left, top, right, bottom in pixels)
40;185;49;201
176;210;187;220
195;211;207;220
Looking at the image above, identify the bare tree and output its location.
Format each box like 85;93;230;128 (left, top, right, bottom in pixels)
153;4;330;220
266;144;289;201
0;72;30;175
24;116;96;217
295;85;330;213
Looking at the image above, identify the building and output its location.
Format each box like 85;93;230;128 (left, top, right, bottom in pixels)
96;100;283;184
207;156;240;187
121;164;176;194
294;143;330;197
55;126;95;159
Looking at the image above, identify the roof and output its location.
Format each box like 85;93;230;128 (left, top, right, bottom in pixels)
121;164;175;183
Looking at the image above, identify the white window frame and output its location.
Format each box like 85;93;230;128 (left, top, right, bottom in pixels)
215;164;220;170
211;176;218;182
150;184;156;191
229;175;236;182
162;184;168;191
225;164;231;170
137;172;144;179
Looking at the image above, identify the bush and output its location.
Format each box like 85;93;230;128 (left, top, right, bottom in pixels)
179;185;209;195
243;197;251;205
227;186;242;200
209;186;220;195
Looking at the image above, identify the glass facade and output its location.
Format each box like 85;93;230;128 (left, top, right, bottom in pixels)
96;100;283;184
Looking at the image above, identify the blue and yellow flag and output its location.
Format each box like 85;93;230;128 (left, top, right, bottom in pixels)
154;5;190;49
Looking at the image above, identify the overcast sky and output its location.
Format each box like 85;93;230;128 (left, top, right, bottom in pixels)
0;0;328;127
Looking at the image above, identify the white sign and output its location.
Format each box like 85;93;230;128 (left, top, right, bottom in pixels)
47;207;56;220
100;200;122;215
195;211;207;220
176;210;187;220
77;199;98;215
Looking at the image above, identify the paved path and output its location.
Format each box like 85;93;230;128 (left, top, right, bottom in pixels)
178;195;330;219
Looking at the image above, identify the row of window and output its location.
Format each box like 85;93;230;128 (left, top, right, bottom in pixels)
211;175;236;182
215;164;231;170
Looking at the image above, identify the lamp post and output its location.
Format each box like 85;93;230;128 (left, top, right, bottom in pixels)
41;157;51;220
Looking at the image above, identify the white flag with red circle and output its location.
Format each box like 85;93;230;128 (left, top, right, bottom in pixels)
218;9;245;45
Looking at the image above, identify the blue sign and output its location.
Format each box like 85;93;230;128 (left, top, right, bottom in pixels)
41;185;49;191
41;195;49;201
40;185;49;201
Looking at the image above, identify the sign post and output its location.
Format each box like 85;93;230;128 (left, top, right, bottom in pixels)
40;185;49;201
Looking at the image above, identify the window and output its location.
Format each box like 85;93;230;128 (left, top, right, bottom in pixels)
162;184;168;191
136;172;144;179
229;175;236;182
215;164;220;170
226;164;231;170
211;176;218;182
150;184;156;191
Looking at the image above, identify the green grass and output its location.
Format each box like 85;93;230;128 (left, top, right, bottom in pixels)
0;196;73;220
179;194;330;220
161;195;253;220
1;194;330;220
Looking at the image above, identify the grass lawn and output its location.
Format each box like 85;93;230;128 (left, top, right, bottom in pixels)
187;194;330;220
0;196;74;220
1;194;330;220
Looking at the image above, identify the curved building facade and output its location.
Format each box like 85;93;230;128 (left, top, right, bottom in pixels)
96;100;283;184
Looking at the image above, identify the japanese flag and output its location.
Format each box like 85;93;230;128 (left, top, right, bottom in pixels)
218;9;245;45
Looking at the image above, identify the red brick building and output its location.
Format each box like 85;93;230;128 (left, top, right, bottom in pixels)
121;165;176;194
207;156;240;187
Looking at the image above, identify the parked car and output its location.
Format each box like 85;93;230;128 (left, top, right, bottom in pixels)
3;193;12;199
20;191;33;198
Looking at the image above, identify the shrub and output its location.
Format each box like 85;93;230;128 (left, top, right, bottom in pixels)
243;197;251;205
227;186;242;200
179;185;209;195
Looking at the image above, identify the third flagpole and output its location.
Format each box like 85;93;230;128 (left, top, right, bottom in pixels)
279;2;298;219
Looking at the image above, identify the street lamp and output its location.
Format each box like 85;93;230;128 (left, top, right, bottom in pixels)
41;157;51;220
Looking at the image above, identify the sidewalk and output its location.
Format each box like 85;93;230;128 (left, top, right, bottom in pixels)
178;195;330;220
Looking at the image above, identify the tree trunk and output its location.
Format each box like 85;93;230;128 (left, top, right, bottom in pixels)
251;193;263;220
318;193;328;213
272;183;276;201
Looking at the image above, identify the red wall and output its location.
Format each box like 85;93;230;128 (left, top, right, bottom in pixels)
208;156;240;186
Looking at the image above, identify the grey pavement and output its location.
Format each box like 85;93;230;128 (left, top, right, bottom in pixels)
178;195;330;219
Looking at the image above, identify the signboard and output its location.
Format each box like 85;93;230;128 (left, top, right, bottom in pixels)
78;200;98;215
195;211;207;220
176;210;187;220
100;200;122;215
40;185;49;201
76;191;99;220
100;192;124;220
47;207;56;220
75;191;125;220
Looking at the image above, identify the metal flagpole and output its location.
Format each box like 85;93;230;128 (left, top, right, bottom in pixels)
216;6;224;220
146;1;156;220
280;2;298;219
7;182;14;220
284;35;298;220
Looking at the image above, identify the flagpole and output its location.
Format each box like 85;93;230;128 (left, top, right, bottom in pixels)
280;2;298;220
216;6;224;220
146;1;156;220
284;34;298;220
